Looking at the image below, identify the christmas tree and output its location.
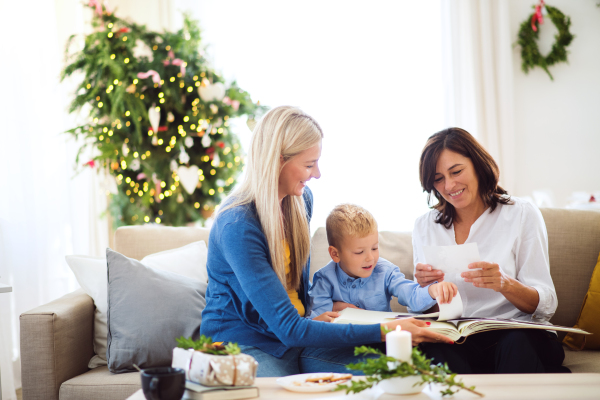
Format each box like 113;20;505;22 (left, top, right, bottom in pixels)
62;3;264;226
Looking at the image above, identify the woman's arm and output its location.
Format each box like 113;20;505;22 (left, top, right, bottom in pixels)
219;220;381;348
461;261;539;314
461;202;556;320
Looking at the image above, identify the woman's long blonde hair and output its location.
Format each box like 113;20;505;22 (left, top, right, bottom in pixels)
218;106;323;289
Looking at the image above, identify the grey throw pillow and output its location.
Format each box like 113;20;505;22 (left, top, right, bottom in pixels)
106;248;207;373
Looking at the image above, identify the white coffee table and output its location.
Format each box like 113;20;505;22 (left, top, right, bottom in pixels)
0;283;12;400
127;373;600;400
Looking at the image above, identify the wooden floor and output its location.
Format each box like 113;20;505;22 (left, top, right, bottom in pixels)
16;388;22;400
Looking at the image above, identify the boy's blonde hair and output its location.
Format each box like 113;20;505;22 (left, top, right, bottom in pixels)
326;204;378;249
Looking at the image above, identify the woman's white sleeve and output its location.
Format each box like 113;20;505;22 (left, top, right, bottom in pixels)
514;203;557;322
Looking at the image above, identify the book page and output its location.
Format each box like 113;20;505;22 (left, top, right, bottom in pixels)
423;243;480;274
437;290;463;321
332;308;398;325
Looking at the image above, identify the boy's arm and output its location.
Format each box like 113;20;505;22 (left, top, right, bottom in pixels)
308;271;335;318
386;263;437;313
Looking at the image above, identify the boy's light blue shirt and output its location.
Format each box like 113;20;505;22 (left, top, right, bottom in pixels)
309;257;436;318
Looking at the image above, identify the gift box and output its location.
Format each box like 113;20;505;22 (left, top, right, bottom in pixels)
172;347;258;386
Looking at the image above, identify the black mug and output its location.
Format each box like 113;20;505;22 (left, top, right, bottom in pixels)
141;367;186;400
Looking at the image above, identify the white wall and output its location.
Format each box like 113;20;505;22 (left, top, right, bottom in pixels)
508;1;600;206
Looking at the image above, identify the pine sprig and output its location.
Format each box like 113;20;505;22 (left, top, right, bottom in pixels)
335;346;483;397
517;4;574;80
175;335;241;356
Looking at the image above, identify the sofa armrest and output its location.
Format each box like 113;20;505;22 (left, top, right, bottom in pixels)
20;289;95;400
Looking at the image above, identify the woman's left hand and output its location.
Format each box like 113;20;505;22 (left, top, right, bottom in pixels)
461;261;511;293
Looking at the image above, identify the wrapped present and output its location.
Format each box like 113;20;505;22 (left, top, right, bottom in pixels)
172;347;258;386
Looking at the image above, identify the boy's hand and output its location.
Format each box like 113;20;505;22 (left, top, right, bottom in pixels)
312;311;340;322
428;282;458;304
332;301;361;312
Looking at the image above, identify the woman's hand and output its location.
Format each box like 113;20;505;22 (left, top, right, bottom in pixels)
332;301;361;312
428;281;458;304
415;263;444;287
461;261;540;314
461;261;509;292
312;311;340;322
381;318;453;345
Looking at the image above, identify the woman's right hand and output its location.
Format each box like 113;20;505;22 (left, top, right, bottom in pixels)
415;263;444;287
381;318;453;345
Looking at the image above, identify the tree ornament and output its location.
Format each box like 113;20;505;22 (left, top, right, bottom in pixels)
198;81;226;102
247;118;257;132
179;146;190;164
517;1;574;80
177;165;200;195
212;153;221;167
185;136;194;148
170;160;178;171
130;158;141;171
201;132;212;148
167;112;175;122
148;104;161;133
132;40;153;61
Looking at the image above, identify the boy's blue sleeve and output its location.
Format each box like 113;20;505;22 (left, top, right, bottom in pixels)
308;270;334;318
386;265;436;312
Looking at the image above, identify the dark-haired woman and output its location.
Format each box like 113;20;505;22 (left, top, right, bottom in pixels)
412;127;568;373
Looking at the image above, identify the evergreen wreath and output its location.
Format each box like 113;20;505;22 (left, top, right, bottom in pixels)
517;3;574;80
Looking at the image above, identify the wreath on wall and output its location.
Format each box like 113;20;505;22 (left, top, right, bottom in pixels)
517;1;574;80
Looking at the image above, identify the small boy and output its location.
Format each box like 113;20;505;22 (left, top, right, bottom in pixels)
309;204;457;318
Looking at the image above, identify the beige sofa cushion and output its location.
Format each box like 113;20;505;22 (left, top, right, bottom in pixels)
115;225;211;260
59;367;139;400
540;208;600;329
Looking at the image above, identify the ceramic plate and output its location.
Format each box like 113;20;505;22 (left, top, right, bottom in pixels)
276;372;352;393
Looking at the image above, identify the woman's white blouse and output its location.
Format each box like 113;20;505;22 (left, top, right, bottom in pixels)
412;197;557;323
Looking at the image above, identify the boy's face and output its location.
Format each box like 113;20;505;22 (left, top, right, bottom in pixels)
329;232;379;279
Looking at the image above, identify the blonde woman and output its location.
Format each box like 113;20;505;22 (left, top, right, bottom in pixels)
200;106;452;376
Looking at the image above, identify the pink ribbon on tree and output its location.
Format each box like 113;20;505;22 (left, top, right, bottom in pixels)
163;50;186;76
137;70;162;86
223;96;240;111
88;0;103;16
531;0;545;32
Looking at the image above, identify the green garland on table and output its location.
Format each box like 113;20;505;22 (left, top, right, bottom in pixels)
61;3;266;227
517;4;574;80
335;346;483;397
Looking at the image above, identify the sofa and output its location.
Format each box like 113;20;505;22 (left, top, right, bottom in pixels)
20;207;600;400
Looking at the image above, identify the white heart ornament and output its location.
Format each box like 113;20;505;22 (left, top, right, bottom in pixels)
177;165;199;195
148;104;160;133
198;82;225;102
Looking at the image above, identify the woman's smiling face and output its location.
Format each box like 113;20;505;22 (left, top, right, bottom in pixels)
278;142;322;202
433;149;483;212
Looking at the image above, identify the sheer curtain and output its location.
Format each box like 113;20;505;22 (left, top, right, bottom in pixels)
441;0;516;193
192;0;446;232
0;1;108;398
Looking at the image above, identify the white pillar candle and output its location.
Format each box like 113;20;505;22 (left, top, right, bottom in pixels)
386;326;412;363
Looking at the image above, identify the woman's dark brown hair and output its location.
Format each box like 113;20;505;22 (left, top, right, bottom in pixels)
419;127;511;228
